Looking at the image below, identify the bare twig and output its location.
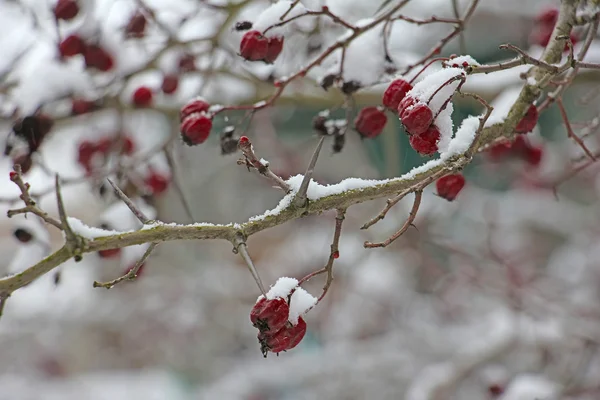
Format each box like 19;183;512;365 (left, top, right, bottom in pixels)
293;136;325;208
163;146;195;222
364;190;422;248
451;0;466;54
55;175;84;261
361;188;412;230
237;137;292;193
233;235;266;296
298;208;346;302
93;243;158;289
106;178;151;224
557;98;597;161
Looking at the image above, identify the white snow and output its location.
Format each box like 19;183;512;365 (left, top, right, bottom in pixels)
408;67;466;114
263;277;299;300
67;217;131;239
253;1;308;37
446;55;480;68
485;86;522;127
526;77;537;86
288;286;317;325
499;375;559;400
435;102;454;154
441;115;480;159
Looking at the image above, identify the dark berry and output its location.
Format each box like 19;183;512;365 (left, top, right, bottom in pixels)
354;107;387;138
250;297;290;333
59;34;86;57
235;21;253;31
71;99;96;115
181;114;212;145
436;174;465;201
14;228;33;243
125;12;146;38
161;75;179;94
382;79;412;112
240;30;269;61
13;154;33;174
54;0;79;20
84;45;114;71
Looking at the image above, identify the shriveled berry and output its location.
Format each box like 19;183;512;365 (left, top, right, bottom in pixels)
515;104;538;134
180;98;210;121
125;12;146;38
59;34;85;57
14;228;33;243
84;45;114;71
382;79;412;112
354;107;387;138
436;174;465;201
240;30;269;61
132;87;153;107
409;125;440;156
161;75;179;94
13;115;53;153
145;172;169;194
98;248;121;258
178;53;196;72
235;21;253;31
54;0;79;20
265;36;284;63
181;114;212;145
258;317;307;357
250;297;290;333
71;99;96;115
401;102;434;136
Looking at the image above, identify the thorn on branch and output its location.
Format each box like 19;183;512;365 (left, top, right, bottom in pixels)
55;174;84;262
0;293;10;320
106;178;152;224
93;242;158;289
163;147;195;222
233;234;266;296
364;190;423;248
293;136;325;208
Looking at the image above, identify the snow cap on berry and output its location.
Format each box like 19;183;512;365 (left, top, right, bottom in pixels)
406;67;465;115
288;286;317;325
261;277;299;301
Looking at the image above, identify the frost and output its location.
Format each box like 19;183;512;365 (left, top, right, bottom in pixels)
263;277;299;300
441;115;480;159
408;67;466;114
253;1;308;37
67;217;130;239
288;287;317;325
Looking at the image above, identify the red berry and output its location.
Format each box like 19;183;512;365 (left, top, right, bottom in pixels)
333;250;339;259
180;114;212;145
240;30;269;61
125;12;146;38
14;228;33;243
98;248;121;258
180;98;210;121
536;8;559;26
59;34;85;57
122;137;135;155
524;146;543;166
77;140;98;167
265;36;284;63
9;171;17;181
487;141;513;161
436;174;465;201
161;75;179;94
239;136;249;144
250;297;290;333
84;45;114;71
71;99;96;115
409;125;440;156
178;53;196;72
145;172;169;194
488;384;504;397
132;87;153;107
354;107;388;138
54;0;79;21
401;102;434;136
383;79;413;112
515;105;538;134
258;317;307;356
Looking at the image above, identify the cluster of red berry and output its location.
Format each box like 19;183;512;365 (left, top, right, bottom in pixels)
179;98;214;145
77;137;134;173
488;135;543;166
59;34;114;72
239;26;285;64
530;8;577;48
250;296;307;357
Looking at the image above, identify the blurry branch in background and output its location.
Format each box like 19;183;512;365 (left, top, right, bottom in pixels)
93;243;158;289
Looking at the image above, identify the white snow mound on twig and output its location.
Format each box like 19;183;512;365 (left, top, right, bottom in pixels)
288;287;317;325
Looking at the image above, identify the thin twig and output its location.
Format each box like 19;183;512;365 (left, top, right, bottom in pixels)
106;178;151;224
557;98;596;161
237;137;292;193
364;190;422;248
0;293;9;320
233;235;266;296
293;136;325;208
93;243;158;289
361;188;411;230
163;146;195;222
451;0;466;54
55;174;83;261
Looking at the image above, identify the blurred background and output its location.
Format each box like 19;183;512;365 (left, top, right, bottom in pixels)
1;0;600;399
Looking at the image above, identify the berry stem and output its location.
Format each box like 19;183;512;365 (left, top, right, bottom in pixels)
408;57;449;84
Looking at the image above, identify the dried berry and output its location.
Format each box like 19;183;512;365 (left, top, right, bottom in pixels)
125;12;146;38
409;125;440;156
14;228;33;243
180;98;210;121
235;21;253;31
436;174;465;201
13;115;54;153
240;31;269;61
59;34;86;57
181;113;212;145
401;102;434;136
265;36;284;63
354;107;387;138
220;127;238;155
161;75;179;94
251;297;290;333
84;45;114;71
132;87;153;107
258;317;307;357
341;80;361;95
515;104;538;134
382;79;413;112
54;0;79;20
